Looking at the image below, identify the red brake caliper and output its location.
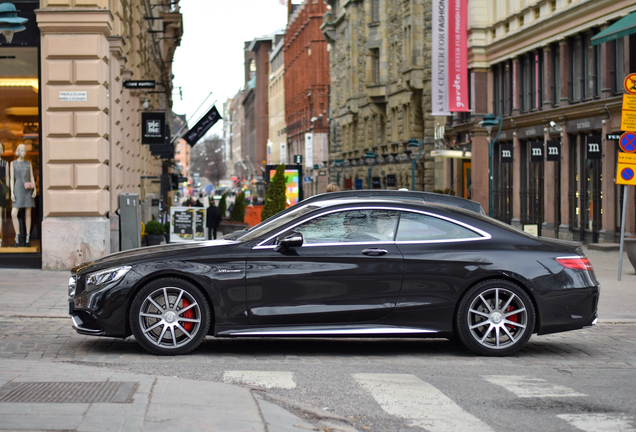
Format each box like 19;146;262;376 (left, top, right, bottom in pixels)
181;298;194;332
505;306;518;329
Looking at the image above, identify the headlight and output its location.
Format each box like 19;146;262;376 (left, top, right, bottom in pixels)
86;266;132;290
68;275;77;297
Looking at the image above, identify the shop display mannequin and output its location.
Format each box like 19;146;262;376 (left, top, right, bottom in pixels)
10;144;36;247
0;144;8;247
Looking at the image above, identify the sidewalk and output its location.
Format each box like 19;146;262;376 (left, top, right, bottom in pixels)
0;247;633;431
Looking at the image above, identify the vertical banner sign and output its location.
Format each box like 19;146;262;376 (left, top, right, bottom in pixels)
432;0;468;114
432;0;449;115
500;144;513;163
546;140;560;161
530;141;544;162
448;0;468;112
586;136;602;160
183;105;222;146
304;133;314;168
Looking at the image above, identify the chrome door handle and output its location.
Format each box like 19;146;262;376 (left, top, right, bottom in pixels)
362;248;388;256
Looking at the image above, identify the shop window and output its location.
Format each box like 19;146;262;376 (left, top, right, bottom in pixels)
1;47;40;252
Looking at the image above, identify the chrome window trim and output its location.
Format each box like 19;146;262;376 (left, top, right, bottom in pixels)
254;205;491;249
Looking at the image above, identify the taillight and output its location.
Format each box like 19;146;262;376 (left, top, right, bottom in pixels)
557;256;594;271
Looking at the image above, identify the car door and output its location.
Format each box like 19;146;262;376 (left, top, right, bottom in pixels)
245;208;403;326
393;210;489;325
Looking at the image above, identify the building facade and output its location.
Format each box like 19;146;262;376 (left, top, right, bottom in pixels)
285;0;330;196
0;0;181;269
322;0;436;192
444;0;636;243
268;34;287;166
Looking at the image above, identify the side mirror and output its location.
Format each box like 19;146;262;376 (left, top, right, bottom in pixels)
274;231;304;252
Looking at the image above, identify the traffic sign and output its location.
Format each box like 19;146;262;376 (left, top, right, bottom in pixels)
617;153;636;185
621;95;636;130
620;132;636;153
625;73;636;95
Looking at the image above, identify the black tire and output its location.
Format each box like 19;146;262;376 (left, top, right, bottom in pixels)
456;279;535;356
130;278;211;355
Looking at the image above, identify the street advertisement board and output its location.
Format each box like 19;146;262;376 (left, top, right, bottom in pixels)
266;165;303;207
169;207;206;243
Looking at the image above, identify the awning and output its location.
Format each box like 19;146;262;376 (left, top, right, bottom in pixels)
592;11;636;46
430;149;471;159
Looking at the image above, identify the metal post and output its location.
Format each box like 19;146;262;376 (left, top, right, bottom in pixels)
618;185;628;281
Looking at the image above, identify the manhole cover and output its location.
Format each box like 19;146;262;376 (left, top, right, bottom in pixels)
0;382;137;403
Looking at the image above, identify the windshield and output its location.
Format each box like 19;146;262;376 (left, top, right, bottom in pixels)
236;204;322;242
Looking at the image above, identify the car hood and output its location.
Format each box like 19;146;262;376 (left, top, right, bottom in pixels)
72;240;239;275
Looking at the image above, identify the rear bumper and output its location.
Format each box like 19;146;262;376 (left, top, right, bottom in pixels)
536;285;599;335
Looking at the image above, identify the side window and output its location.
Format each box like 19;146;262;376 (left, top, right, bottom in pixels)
295;209;399;244
396;212;481;242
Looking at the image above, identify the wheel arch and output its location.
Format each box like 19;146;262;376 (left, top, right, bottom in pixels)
451;275;541;338
124;271;217;337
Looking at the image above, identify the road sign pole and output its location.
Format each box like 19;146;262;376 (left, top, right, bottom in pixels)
618;185;628;281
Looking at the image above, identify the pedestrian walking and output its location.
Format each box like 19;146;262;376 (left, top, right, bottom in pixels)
206;197;222;240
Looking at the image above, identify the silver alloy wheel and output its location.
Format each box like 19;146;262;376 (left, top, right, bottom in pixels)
467;287;528;350
138;287;202;349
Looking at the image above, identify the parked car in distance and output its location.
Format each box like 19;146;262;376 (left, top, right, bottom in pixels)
68;196;599;356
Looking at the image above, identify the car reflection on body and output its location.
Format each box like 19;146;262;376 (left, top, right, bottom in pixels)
68;193;599;356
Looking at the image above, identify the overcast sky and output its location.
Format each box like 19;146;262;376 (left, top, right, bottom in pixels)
172;0;299;137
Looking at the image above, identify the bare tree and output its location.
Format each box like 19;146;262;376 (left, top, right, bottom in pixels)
190;135;228;186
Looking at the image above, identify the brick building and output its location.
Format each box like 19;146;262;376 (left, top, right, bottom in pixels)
285;0;330;195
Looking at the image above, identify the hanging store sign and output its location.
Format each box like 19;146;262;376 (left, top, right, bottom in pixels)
500;144;513;163
586;136;602;160
304;133;314;168
546;140;560;161
431;0;468;115
141;112;166;145
530;141;544;162
184;105;222;146
123;80;156;89
607;133;624;141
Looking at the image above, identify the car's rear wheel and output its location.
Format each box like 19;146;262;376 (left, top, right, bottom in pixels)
130;278;210;355
456;279;535;356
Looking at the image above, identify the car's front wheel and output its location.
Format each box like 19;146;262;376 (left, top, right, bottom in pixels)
130;278;211;355
456;279;535;356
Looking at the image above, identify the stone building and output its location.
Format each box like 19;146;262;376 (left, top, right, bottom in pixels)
443;0;636;243
322;0;435;191
285;0;330;196
0;0;181;269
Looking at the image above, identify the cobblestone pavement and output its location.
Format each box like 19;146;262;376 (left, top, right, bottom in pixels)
0;317;634;369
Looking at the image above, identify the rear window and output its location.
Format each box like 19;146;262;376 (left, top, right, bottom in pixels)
396;212;482;242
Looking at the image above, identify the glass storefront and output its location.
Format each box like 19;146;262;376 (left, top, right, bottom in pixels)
0;1;41;258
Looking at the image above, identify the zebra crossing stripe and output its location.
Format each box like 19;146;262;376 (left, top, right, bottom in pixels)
353;373;493;432
482;375;587;398
557;414;636;432
223;371;296;389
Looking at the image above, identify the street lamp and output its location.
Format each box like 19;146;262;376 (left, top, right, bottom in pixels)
363;151;378;190
406;139;424;191
478;113;503;217
333;159;344;187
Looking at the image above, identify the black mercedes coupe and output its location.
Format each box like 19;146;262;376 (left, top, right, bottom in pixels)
68;195;599;356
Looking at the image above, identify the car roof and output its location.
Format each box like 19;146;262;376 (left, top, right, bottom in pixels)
299;190;484;214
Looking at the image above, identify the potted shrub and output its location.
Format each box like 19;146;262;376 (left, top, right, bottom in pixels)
163;220;170;243
218;193;228;218
145;220;165;246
